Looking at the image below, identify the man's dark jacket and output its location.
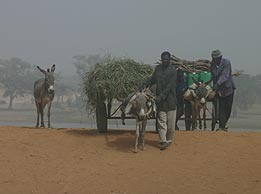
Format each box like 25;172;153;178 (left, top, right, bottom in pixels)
144;64;177;111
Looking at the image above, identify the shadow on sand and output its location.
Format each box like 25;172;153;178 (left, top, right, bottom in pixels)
65;128;159;153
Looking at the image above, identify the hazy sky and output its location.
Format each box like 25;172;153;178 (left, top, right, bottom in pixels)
0;0;260;75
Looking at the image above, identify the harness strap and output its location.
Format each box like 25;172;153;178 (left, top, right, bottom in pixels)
110;103;124;117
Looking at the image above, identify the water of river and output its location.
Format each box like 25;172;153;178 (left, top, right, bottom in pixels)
0;121;260;132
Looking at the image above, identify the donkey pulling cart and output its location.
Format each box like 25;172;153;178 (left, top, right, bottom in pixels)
83;56;219;133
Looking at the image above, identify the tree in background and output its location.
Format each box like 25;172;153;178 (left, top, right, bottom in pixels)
0;58;37;109
232;71;258;116
254;73;261;104
73;54;106;110
73;54;105;78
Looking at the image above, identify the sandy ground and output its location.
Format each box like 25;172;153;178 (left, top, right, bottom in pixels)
0;126;261;194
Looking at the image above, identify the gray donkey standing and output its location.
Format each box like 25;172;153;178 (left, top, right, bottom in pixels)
123;89;155;153
34;64;55;128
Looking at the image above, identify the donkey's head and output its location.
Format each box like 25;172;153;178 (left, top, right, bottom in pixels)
37;64;56;93
125;89;154;121
192;77;212;105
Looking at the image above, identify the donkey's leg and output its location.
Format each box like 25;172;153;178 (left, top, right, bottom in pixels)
203;106;207;130
198;107;202;130
195;106;198;129
140;120;147;150
47;102;52;128
192;103;198;130
39;103;45;128
191;102;196;130
191;110;195;130
134;120;140;153
211;101;217;131
35;102;40;128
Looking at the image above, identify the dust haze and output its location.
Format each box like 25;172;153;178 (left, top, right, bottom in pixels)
0;0;261;129
0;0;261;75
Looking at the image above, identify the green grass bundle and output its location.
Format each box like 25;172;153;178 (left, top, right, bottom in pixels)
83;57;153;107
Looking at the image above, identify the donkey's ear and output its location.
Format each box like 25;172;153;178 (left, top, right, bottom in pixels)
192;77;199;86
47;68;50;72
37;66;46;74
51;64;55;72
141;87;148;93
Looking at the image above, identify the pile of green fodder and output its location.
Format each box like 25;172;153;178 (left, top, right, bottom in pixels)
156;54;211;73
83;57;153;107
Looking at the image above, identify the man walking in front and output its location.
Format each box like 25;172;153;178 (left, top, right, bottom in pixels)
211;49;236;131
143;51;177;150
